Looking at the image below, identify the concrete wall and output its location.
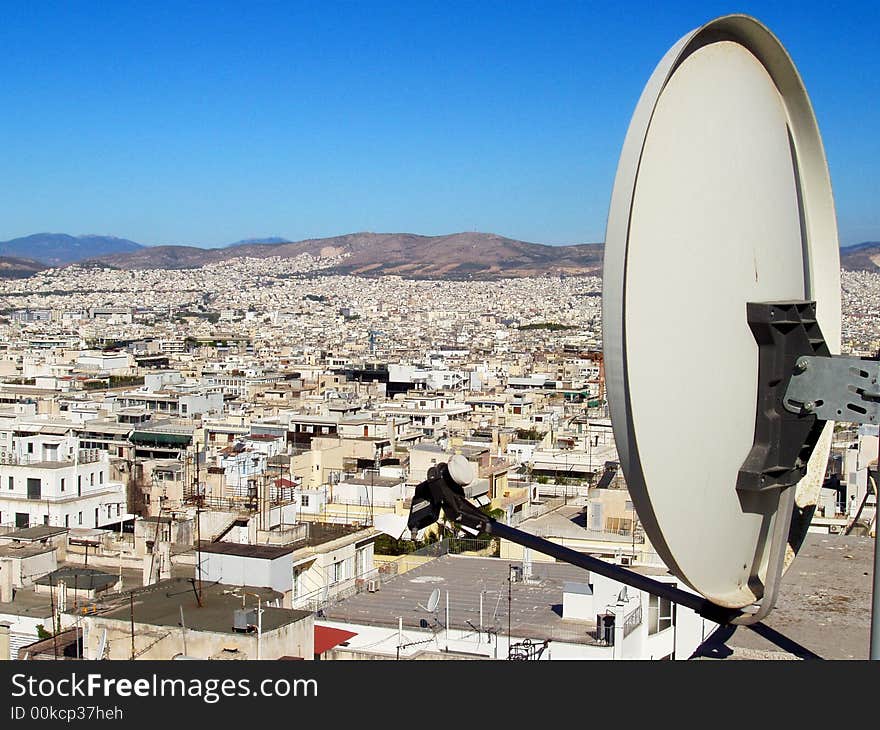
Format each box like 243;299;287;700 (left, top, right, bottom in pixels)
8;551;57;587
78;613;314;660
317;619;613;660
201;552;293;594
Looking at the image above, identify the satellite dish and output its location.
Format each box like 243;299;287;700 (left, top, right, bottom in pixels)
603;15;840;611
418;588;441;614
447;454;475;486
373;513;410;540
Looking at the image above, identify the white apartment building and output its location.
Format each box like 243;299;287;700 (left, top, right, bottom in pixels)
0;446;129;531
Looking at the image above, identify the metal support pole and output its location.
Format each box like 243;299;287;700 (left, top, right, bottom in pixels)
871;528;880;660
872;455;880;660
257;596;262;660
129;592;135;660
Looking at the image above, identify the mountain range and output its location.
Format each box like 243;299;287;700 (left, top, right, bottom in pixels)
0;232;878;279
0;233;143;266
85;232;605;279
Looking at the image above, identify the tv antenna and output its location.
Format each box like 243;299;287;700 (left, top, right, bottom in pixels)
418;587;441;615
407;14;880;659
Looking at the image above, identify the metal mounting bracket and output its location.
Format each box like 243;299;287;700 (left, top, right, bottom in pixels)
784;354;880;424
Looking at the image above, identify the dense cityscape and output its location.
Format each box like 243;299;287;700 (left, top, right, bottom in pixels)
0;250;874;661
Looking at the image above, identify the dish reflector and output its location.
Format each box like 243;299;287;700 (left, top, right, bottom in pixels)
426;588;441;613
603;15;840;609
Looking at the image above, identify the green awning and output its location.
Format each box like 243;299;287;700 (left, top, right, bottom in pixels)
130;431;192;446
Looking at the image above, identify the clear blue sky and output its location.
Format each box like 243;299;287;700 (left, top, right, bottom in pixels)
0;1;876;248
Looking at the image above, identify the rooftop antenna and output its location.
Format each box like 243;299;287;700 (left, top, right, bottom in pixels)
417;588;441;615
407;15;878;659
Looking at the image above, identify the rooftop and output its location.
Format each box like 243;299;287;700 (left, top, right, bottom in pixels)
0;525;68;542
322;553;604;645
0;588;54;618
695;533;875;660
197;542;296;559
341;476;402;488
35;566;118;592
0;542;56;559
94;578;310;634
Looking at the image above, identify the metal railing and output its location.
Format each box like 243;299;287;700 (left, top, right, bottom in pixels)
623;604;642;638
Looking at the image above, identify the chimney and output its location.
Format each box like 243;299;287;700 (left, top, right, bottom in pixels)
386;417;396;456
0;560;13;603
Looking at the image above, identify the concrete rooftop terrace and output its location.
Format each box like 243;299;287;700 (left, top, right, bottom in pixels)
322;554;606;645
695;533;874;660
96;578;311;634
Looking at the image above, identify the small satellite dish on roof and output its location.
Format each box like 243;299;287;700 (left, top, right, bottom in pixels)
447;454;475;487
603;14;840;616
418;588;441;614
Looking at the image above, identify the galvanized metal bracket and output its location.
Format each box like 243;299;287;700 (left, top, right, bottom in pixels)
784;354;880;424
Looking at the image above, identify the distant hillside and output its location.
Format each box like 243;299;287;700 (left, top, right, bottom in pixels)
89;232;605;279
841;242;880;272
0;256;46;278
19;230;878;278
0;234;143;266
226;237;291;247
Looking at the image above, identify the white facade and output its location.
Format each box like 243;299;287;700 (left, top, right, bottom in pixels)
200;549;295;598
0;453;129;530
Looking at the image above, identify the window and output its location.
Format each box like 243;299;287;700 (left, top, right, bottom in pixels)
27;442;33;454
90;473;95;486
99;472;104;484
648;594;674;635
64;515;69;528
7;476;12;490
60;478;65;492
27;478;41;500
301;495;310;507
331;560;344;584
77;476;82;496
78;511;83;525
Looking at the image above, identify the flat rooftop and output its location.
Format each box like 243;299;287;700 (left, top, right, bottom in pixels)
342;476;402;488
0;543;55;559
322;554;604;645
197;542;295;559
35;567;117;592
95;578;310;634
0;588;54;618
695;533;874;660
1;525;68;541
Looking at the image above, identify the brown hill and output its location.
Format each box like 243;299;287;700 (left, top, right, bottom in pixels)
840;242;880;272
0;256;46;278
88;232;604;279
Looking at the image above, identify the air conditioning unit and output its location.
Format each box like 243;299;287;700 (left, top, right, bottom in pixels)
366;579;380;593
619;555;633;566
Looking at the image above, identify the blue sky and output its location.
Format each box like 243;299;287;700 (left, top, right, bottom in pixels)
0;1;876;248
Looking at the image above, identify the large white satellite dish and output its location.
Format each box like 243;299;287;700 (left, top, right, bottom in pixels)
603;14;840;612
